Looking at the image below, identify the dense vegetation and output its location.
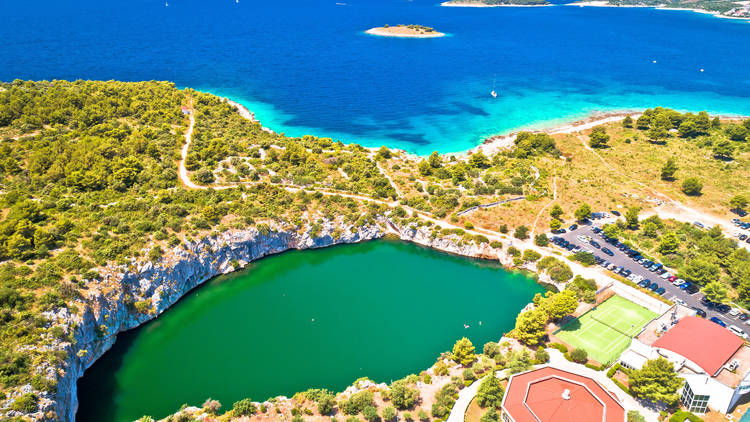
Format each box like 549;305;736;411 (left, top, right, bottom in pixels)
0;80;389;401
602;0;747;14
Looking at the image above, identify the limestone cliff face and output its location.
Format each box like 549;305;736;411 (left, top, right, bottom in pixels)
47;222;383;422
4;219;524;422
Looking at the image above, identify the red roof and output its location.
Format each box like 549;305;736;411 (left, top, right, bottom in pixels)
502;366;624;422
653;316;743;375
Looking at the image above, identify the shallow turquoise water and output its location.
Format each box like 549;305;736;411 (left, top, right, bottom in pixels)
76;240;543;421
1;0;750;153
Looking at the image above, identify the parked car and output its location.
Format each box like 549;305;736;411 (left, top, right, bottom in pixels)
679;281;690;290
577;235;589;243
602;247;614;256
693;221;705;229
655;287;666;295
686;284;699;294
638;280;649;288
692;308;707;318
672;278;684;287
740;313;749;322
729;325;748;339
716;304;731;314
590;240;601;249
668;275;677;283
569;224;579;231
710;317;727;327
660;272;672;279
611;210;621;216
650;283;660;292
622;269;632;277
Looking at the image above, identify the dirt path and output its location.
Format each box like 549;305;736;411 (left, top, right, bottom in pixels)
530;171;557;239
377;161;403;197
178;110;207;190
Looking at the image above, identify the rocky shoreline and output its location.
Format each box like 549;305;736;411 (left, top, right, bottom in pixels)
3;216;541;422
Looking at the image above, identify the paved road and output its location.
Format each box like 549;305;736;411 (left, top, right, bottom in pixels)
551;223;750;335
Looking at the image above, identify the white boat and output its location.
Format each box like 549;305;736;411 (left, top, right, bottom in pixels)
490;74;498;98
490;90;497;98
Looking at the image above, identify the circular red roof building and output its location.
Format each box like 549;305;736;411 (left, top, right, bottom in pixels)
501;366;625;422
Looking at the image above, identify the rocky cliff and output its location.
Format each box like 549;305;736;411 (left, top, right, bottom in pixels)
4;218;526;422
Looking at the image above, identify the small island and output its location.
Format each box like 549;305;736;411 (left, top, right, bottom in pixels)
442;0;550;7
366;24;446;38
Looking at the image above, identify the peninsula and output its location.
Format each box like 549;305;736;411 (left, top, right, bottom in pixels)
366;24;445;38
568;0;750;19
442;0;551;6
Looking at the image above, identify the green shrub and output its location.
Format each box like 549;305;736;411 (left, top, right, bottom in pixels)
570;348;588;363
382;406;397;422
232;398;257;416
11;393;38;412
362;405;379;422
475;375;504;409
390;379;419;410
535;346;550;364
548;343;567;353
669;411;703;422
340;391;374;415
627;410;646;422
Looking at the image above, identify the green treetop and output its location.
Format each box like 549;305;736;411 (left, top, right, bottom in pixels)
628;357;683;406
451;337;476;366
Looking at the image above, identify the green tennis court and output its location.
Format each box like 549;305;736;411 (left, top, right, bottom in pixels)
554;295;658;365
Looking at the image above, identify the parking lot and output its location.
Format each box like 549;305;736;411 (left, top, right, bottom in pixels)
550;222;750;337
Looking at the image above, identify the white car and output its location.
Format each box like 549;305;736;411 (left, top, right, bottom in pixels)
730;308;742;317
672;278;685;286
730;325;748;340
660;272;672;279
577;235;590;243
674;298;687;306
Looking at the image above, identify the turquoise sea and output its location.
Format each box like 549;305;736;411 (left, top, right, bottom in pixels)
1;0;750;153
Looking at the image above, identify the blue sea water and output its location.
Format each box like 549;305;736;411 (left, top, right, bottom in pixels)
1;0;749;154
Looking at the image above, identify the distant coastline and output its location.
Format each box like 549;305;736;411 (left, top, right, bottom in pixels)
366;25;446;38
566;1;750;21
441;0;551;7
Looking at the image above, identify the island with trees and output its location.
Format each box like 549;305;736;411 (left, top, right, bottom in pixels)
365;24;446;38
0;80;749;422
442;0;551;7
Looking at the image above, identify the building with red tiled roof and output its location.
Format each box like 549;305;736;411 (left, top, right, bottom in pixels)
621;311;750;414
501;366;625;422
653;316;743;376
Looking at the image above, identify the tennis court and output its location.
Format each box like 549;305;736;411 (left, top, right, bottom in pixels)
554;295;658;365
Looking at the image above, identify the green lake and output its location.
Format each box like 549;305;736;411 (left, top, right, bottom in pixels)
76;239;543;422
